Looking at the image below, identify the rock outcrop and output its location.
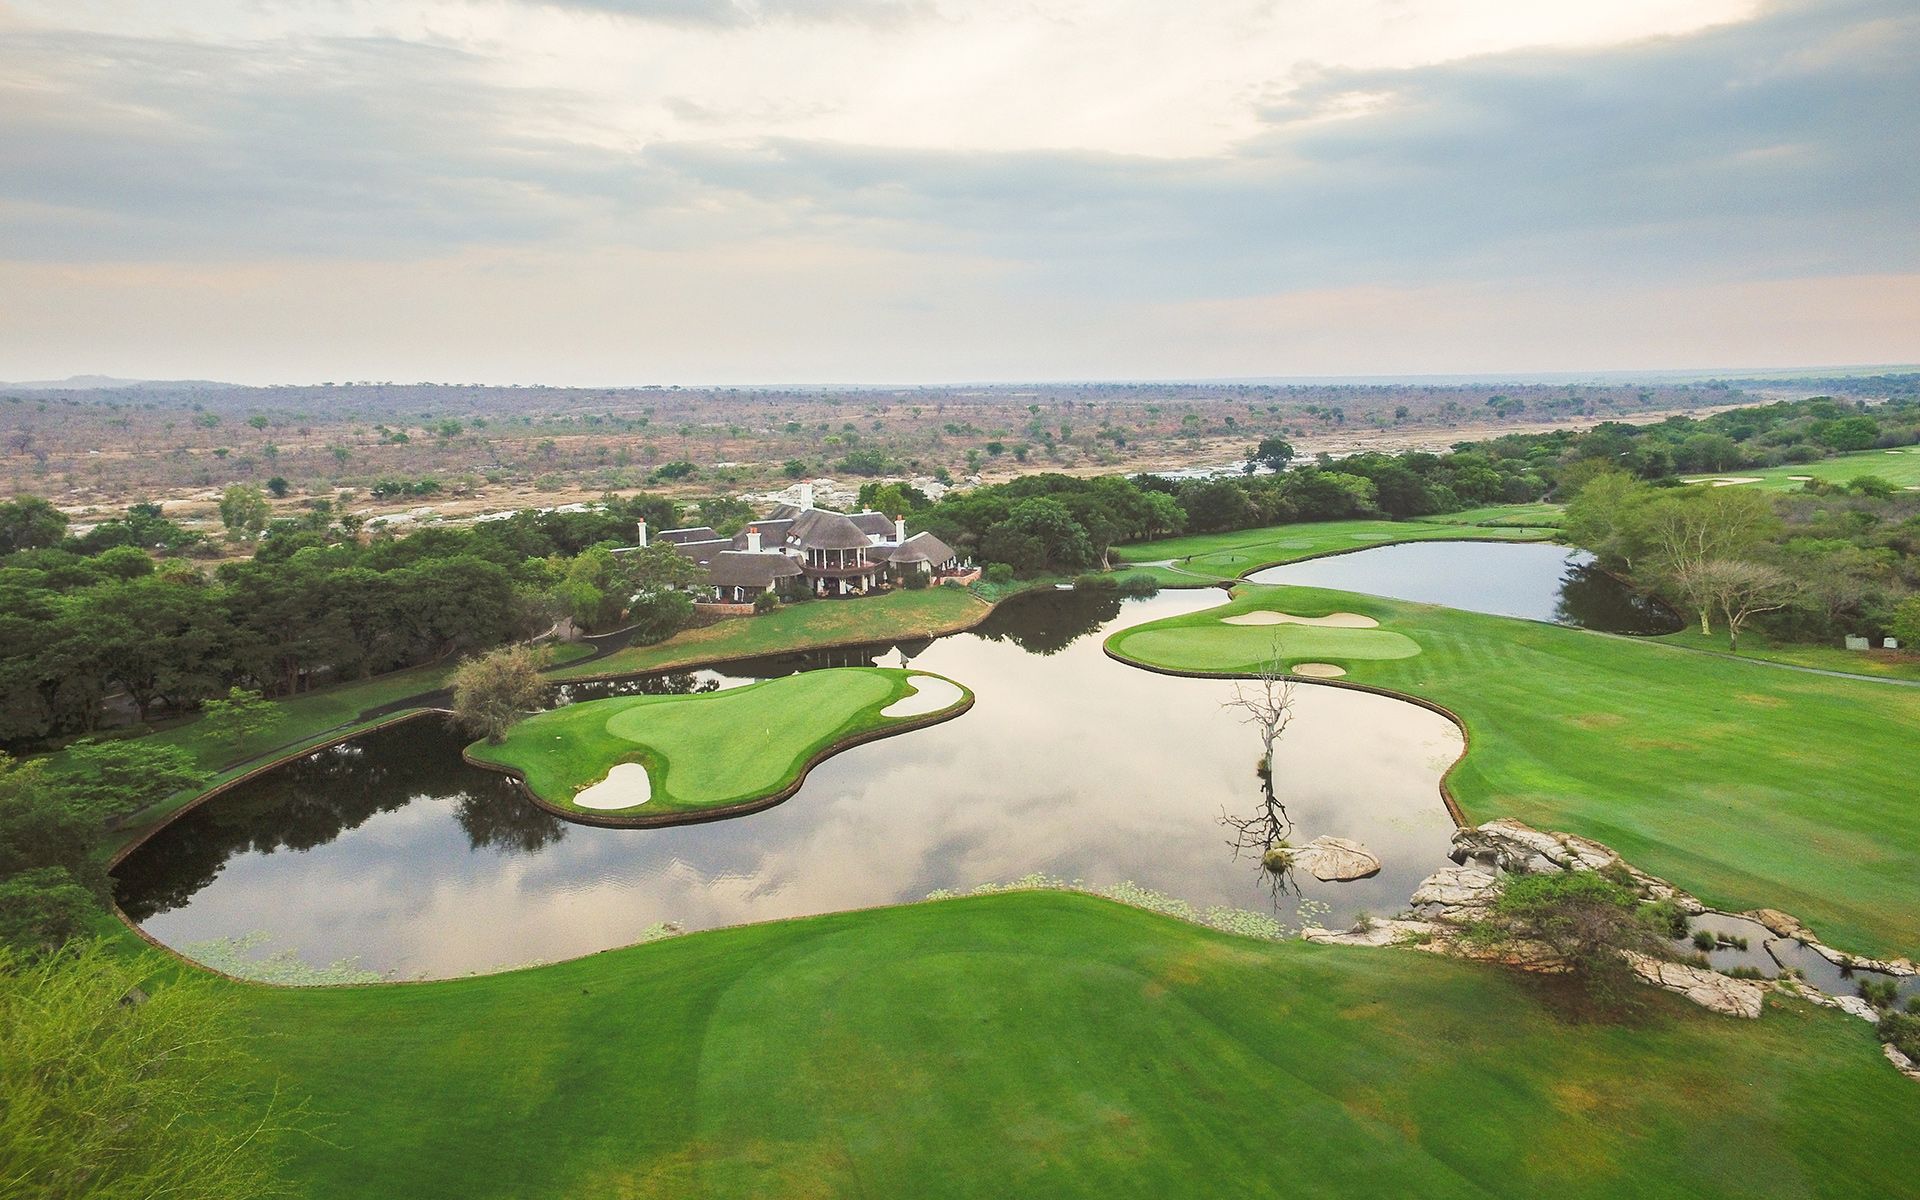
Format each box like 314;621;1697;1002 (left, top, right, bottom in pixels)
1623;951;1766;1019
1449;819;1701;911
1294;836;1382;882
1885;1043;1920;1082
1409;865;1501;922
1301;919;1437;948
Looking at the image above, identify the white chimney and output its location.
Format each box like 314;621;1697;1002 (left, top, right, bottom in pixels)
798;482;814;511
894;516;906;544
747;527;762;554
636;519;648;548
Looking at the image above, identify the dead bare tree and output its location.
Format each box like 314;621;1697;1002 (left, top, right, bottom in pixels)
1219;635;1298;861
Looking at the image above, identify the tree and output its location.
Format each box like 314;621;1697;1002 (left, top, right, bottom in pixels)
1469;870;1672;1013
50;740;210;822
450;644;549;743
0;496;68;555
265;476;290;498
1891;597;1920;649
0;941;296;1198
217;484;270;541
0;868;95;950
1249;436;1295;472
198;686;283;752
1640;488;1780;632
1218;637;1297;874
1688;560;1796;650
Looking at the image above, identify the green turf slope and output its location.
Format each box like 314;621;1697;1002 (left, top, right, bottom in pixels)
235;892;1920;1200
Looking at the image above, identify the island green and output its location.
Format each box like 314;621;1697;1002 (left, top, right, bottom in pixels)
467;667;968;817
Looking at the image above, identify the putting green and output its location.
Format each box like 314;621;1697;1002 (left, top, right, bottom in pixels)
468;668;970;818
1112;611;1420;673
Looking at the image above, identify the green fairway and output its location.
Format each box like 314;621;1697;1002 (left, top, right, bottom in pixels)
1411;502;1566;527
467;667;968;817
230;891;1918;1200
1681;446;1920;491
1109;585;1920;958
550;585;990;679
1111;517;1553;586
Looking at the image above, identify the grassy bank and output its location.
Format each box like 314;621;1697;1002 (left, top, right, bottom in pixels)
467;668;967;816
1108;585;1920;957
550;585;990;679
1111;518;1553;587
232;891;1917;1200
1655;627;1920;683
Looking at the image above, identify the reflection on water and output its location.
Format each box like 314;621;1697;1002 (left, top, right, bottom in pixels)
1247;540;1681;634
115;588;1463;980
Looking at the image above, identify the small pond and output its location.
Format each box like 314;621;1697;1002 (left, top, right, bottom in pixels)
114;589;1464;981
1246;540;1680;634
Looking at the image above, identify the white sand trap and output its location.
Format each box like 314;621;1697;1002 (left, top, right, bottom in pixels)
1291;663;1347;678
1787;475;1814;481
573;762;651;810
1222;610;1379;628
1706;477;1763;486
881;675;964;718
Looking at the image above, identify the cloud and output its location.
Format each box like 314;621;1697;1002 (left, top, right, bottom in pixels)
0;0;1913;378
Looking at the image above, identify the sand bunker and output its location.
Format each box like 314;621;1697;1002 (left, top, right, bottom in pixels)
1787;475;1813;481
880;675;964;718
1704;477;1763;486
1290;663;1347;678
573;762;652;810
1222;610;1379;628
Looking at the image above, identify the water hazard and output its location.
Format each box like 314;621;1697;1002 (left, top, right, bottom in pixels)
1247;540;1680;634
115;588;1464;980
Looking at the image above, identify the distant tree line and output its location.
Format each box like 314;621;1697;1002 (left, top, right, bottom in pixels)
0;493;695;749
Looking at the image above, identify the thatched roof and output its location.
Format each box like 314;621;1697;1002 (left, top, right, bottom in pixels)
705;551;803;588
886;531;957;565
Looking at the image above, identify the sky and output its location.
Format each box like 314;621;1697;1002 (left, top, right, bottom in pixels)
0;0;1915;385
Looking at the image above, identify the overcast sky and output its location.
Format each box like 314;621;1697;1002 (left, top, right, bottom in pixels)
0;0;1914;384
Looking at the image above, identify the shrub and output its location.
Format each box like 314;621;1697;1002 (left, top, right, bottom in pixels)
1880;1010;1920;1062
1469;870;1673;1013
1859;977;1901;1010
901;569;930;590
984;563;1015;585
751;591;777;613
1072;573;1117;591
1114;573;1161;598
1692;929;1718;952
1645;899;1689;939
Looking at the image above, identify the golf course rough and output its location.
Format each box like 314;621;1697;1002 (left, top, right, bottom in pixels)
466;667;972;824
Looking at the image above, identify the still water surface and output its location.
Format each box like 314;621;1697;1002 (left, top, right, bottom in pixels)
116;588;1463;979
1248;540;1680;634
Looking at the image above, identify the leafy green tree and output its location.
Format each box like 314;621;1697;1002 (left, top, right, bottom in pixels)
1889;596;1920;649
198;687;283;752
0;755;101;893
51;740;209;822
450;644;549;744
265;476;290;498
217;484;270;541
1249;436;1295;472
0;941;296;1198
0;496;68;555
0;868;95;950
